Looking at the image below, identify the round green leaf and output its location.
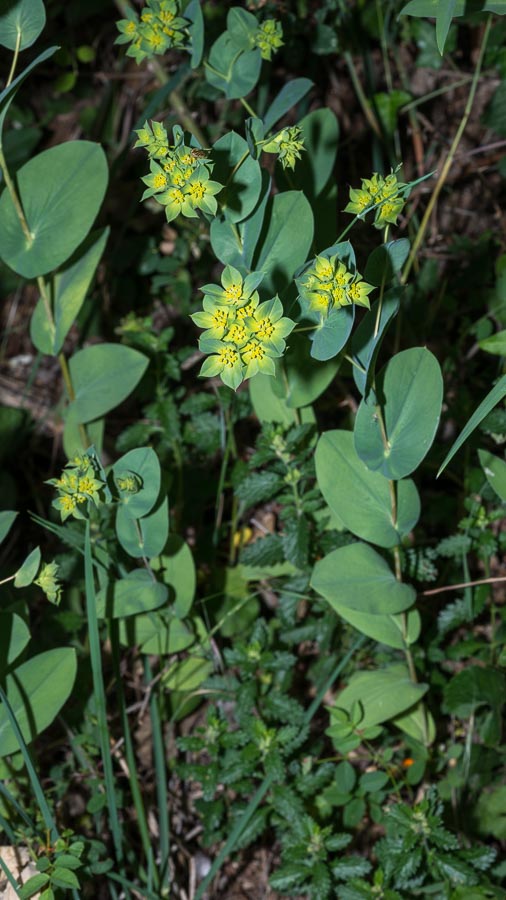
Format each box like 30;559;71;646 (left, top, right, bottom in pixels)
318;600;420;649
115;495;169;559
315;430;420;548
0;509;17;543
310;306;354;361
354;347;443;479
283;334;340;408
0;141;108;278
119;610;194;655
0;648;76;756
95;570;168;619
335;663;428;729
311;542;416;615
112;447;161;519
0;611;30;668
67;343;148;424
478;449;506;502
14;545;40;587
213;132;262;223
255;191;314;294
151;535;196;617
0;0;46;51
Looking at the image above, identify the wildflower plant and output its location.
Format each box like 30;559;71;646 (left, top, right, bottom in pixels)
344;169;408;229
115;0;191;64
192;266;295;390
136;123;223;223
47;450;108;521
261;125;305;171
297;252;375;321
254;18;284;60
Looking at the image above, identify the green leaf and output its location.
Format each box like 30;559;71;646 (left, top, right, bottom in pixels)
254;191;314;294
373;90;412;134
364;241;410;286
310;306;354;361
322;599;420;649
393;703;436;745
206;32;262;100
52;853;82;870
335;664;428;728
0;141;108;278
282;333;339;408
30;228;109;355
115;495;169;559
186;0;204;68
315;431;420;547
95;569;168;619
0;648;76;756
249;368;316;425
354;347;443;479
351;290;400;396
112;447;161;518
444;666;506;717
227;7;258;49
0;509;17;543
212;131;262;223
294;108;339;199
400;0;504;14
0;47;57;150
152;535;196;617
436;0;457;53
50;866;80;889
263;78;314;132
478;449;506;501
479;328;506;355
119;610;194;655
18;873;50;900
0;612;30;668
163;655;213;691
14;545;40;587
66;343;148;424
0;0;45;51
438;374;506;475
312;542;416;615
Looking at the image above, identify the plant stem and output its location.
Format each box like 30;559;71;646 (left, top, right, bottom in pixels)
373;225;390;337
401;15;492;285
0;574;15;586
6;31;21;87
0;147;32;243
144;657;170;894
344;51;381;138
84;521;124;863
240;96;257;118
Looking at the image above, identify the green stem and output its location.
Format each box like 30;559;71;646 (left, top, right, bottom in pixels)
401;16;492;285
0;574;15;586
344;354;366;374
6;30;21;87
84;521;123;863
373;225;390;337
344;51;381;138
240;96;257;118
0;147;32;243
144;657;170;894
110;622;157;888
150;57;207;147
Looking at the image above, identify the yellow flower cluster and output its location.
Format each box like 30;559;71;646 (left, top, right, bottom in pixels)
344;171;406;230
297;253;374;320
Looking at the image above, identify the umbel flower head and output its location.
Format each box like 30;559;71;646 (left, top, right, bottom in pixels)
297;253;374;321
262;126;305;171
344;169;406;230
254;18;284;61
191;266;295;390
136;122;223;223
35;561;62;606
115;0;190;64
47;450;107;522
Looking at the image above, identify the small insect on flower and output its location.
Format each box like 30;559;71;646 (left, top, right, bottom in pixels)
190;148;211;159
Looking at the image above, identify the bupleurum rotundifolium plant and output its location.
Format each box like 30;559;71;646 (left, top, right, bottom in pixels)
191;266;295;390
344;168;407;229
296;253;374;322
135;121;223;223
115;0;191;63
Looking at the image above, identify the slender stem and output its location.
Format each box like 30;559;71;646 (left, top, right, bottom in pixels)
373;225;390;337
84;521;124;863
110;623;158;888
0;147;32;242
344;51;381;138
6;31;21;87
144;657;170;894
240;96;257;118
400;76;473;114
401;16;492;285
0;574;15;586
344;354;366;374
